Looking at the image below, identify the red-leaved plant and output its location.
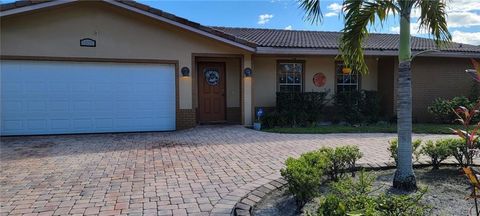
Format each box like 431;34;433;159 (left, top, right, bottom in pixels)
451;105;480;167
451;58;480;167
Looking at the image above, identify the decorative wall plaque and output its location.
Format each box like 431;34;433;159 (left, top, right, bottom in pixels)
80;38;96;47
313;72;327;87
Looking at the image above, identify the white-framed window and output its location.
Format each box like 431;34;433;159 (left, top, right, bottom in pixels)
335;61;360;93
278;61;304;92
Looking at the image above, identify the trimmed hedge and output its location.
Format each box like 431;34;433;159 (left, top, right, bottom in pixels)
333;90;381;124
262;92;328;128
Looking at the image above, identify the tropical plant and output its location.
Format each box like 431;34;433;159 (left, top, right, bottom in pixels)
449;59;480;167
450;104;480;167
298;0;451;190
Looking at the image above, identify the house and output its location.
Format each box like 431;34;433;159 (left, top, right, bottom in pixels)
1;0;479;136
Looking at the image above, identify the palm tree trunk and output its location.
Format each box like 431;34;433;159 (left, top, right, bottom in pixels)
393;7;417;191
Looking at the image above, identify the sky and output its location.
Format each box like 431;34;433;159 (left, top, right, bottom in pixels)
3;0;480;45
134;0;480;45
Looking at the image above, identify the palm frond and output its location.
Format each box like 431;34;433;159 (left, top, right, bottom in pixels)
416;0;451;46
298;0;323;24
340;0;398;74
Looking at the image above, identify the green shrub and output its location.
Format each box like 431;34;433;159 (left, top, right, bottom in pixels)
261;111;288;128
281;145;363;206
421;140;451;170
315;171;375;216
280;151;329;206
374;189;430;216
333;90;382;125
334;91;363;124
274;92;329;127
315;171;430;216
444;137;476;167
388;139;422;166
427;96;478;123
318;145;363;181
361;91;382;124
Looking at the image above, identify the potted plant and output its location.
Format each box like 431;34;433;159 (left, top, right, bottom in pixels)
342;67;352;74
253;108;264;131
253;119;262;131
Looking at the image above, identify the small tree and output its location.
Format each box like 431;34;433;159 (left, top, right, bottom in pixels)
298;0;451;191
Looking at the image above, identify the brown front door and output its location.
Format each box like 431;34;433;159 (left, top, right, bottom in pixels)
198;62;226;123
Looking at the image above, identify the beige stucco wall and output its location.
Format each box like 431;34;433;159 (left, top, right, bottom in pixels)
252;55;378;108
0;1;250;110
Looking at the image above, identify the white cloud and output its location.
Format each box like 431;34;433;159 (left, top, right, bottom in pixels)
411;0;480;28
258;14;274;25
325;12;338;17
324;3;342;17
447;12;480;28
327;3;342;13
447;0;480;13
284;25;293;30
452;30;480;45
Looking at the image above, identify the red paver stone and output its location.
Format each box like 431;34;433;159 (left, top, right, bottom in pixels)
1;125;470;215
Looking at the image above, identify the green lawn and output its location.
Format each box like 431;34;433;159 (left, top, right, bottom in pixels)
262;124;469;134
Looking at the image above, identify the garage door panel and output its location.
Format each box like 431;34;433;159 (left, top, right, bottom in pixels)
1;60;176;135
3;120;23;131
51;119;70;130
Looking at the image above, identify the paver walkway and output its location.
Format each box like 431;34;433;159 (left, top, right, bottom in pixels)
0;125;454;216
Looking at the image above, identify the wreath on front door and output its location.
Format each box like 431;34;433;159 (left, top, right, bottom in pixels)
204;69;220;86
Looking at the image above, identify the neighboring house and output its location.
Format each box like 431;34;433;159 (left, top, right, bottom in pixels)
1;0;479;136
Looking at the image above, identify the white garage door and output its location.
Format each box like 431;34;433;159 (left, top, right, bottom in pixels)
1;60;176;136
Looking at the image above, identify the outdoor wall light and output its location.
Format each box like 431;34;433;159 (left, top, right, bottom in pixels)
244;67;252;77
181;67;190;77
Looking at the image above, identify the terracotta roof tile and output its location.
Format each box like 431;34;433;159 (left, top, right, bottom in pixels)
213;27;480;53
0;0;52;11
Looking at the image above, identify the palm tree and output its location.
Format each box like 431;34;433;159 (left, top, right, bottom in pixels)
299;0;451;191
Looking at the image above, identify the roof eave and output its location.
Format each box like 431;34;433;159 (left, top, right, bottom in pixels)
416;51;480;58
256;47;480;58
0;0;75;16
255;47;398;56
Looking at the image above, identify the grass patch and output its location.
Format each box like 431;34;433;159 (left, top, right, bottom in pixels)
262;124;469;134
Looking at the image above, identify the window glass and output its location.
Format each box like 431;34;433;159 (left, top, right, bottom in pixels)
335;61;359;93
278;62;303;92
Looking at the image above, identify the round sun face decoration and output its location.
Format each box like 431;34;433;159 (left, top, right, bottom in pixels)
313;73;327;87
204;69;220;86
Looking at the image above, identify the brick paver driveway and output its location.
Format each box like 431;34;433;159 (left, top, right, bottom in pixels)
1;125;452;216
